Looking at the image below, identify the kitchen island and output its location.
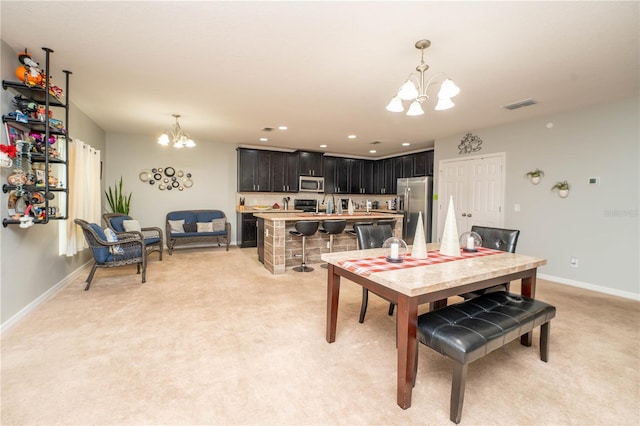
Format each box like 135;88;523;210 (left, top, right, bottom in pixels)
253;212;404;274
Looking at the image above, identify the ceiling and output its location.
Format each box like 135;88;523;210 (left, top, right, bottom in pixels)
1;1;638;158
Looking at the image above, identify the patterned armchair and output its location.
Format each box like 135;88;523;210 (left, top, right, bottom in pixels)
75;218;146;290
103;213;163;260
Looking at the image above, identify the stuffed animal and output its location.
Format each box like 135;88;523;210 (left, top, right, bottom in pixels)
15;50;44;86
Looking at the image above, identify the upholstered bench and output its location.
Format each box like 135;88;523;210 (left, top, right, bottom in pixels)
166;210;231;254
415;291;556;424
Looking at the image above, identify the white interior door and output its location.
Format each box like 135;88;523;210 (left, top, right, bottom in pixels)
437;153;505;240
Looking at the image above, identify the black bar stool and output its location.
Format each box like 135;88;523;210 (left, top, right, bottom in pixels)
289;221;319;272
318;219;347;269
376;219;397;230
346;221;373;249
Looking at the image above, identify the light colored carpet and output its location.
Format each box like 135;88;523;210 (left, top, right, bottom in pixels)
1;247;639;425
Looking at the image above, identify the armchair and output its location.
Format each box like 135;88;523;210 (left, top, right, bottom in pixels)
103;213;163;260
75;218;146;290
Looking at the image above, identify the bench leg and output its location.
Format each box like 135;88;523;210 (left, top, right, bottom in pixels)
540;321;550;362
451;362;468;424
359;288;369;323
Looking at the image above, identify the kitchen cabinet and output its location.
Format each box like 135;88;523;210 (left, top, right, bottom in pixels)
410;150;434;176
349;159;374;194
297;150;323;176
323;156;336;193
237;148;271;192
271;151;298;192
2;47;70;227
401;155;413;178
334;157;350;194
375;157;402;195
237;212;258;248
323;156;349;194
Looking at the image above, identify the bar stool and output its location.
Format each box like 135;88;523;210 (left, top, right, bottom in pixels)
346;221;373;249
318;219;347;269
376;219;397;231
289;221;319;272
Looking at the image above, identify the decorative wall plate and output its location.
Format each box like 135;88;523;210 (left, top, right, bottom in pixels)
139;170;152;182
164;167;175;177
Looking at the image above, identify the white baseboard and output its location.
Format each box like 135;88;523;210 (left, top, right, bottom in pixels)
538;273;640;301
0;260;92;335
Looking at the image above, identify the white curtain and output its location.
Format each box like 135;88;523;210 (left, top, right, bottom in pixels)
59;139;101;256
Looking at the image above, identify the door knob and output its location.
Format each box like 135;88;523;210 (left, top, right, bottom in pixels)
467;213;472;217
461;213;467;217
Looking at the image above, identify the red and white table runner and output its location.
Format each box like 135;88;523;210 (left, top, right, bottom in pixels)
338;247;503;276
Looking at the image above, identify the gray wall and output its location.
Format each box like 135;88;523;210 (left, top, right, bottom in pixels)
1;41;107;325
433;97;639;298
104;133;237;238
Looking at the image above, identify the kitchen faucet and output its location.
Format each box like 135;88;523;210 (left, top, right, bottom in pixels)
322;192;336;214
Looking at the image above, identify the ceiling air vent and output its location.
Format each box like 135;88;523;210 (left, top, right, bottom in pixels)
370;141;381;145
261;127;274;132
501;98;537;110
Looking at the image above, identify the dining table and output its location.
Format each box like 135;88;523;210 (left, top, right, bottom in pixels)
321;243;547;409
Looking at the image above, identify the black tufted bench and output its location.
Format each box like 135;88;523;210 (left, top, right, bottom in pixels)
415;291;556;424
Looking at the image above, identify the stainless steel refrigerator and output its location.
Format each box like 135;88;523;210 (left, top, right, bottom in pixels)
397;176;433;244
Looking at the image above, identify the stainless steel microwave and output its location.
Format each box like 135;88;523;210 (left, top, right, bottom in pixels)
299;176;324;193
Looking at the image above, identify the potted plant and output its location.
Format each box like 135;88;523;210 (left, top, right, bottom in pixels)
551;180;570;198
105;177;132;214
525;168;544;185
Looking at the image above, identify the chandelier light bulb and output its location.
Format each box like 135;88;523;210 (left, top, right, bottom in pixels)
158;133;170;146
397;80;419;100
438;79;460;99
435;97;455;111
386;96;404;112
406;101;425;116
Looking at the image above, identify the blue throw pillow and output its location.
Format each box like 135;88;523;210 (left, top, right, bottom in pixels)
88;223;110;263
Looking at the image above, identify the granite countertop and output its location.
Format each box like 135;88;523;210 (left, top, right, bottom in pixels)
252;211;403;221
237;207;304;213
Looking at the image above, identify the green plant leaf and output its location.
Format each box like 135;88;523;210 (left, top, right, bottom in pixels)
104;177;131;214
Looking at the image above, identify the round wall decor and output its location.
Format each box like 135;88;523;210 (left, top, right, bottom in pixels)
140;166;194;192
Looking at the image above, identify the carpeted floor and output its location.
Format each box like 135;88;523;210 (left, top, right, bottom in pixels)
1;246;639;425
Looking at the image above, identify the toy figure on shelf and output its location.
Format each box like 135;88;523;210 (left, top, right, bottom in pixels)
15;49;44;87
14;49;65;100
12;95;38;115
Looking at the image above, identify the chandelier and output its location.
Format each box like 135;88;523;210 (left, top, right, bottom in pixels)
386;39;460;116
157;114;196;148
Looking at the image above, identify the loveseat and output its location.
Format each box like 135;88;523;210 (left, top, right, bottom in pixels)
165;210;231;254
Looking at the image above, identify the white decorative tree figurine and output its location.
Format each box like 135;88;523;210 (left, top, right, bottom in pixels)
439;196;461;256
411;211;428;259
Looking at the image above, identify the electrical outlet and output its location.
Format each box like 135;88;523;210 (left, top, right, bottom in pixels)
266;229;269;237
326;241;330;248
570;257;579;268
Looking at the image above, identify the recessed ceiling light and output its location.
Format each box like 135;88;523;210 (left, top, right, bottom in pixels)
278;126;288;130
320;144;327;148
402;142;410;146
259;138;268;142
369;150;377;154
348;134;357;139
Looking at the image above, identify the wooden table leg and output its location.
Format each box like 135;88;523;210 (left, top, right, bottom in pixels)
520;269;537;346
326;264;341;343
396;294;418;409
